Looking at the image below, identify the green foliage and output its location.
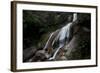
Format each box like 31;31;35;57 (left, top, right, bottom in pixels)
66;33;91;60
23;10;73;49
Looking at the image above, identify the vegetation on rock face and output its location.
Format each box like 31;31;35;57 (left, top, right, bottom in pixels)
65;29;91;60
23;10;91;62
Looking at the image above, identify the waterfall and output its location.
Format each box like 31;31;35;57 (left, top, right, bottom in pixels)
48;22;73;60
43;13;78;60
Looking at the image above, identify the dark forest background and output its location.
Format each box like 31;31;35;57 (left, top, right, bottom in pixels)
23;10;91;62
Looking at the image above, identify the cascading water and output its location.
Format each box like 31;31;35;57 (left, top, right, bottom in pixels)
48;22;73;60
43;32;54;50
43;13;78;60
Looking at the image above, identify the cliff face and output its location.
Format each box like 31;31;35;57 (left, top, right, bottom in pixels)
57;27;91;61
23;26;91;62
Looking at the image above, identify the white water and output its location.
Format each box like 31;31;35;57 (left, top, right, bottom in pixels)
50;23;73;59
43;32;54;50
53;13;77;50
44;13;78;60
